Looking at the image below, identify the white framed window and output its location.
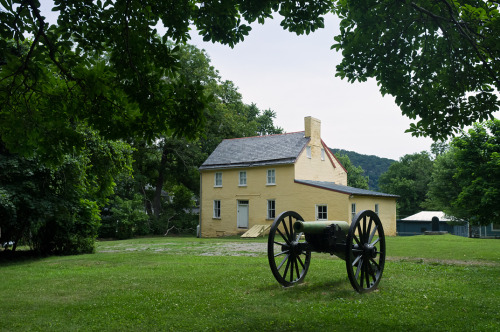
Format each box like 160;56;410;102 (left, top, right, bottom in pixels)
306;146;311;159
239;171;247;186
321;148;325;161
316;205;328;220
214;172;222;187
375;204;379;215
213;200;221;219
351;203;356;220
267;199;276;219
492;222;500;231
267;169;276;185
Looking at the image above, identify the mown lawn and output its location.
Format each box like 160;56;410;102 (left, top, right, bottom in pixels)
1;235;499;331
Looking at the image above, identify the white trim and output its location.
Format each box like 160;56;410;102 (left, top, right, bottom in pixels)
213;200;221;219
316;204;328;221
266;169;276;185
239;171;247;186
214;172;222;187
267;199;276;219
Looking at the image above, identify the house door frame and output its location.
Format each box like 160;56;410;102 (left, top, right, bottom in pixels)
237;200;249;229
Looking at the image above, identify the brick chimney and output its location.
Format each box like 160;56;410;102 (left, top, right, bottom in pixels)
304;116;321;146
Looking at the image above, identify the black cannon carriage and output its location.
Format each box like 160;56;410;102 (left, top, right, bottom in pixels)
267;210;386;293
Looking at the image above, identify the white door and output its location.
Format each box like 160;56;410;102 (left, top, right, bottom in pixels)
237;200;249;228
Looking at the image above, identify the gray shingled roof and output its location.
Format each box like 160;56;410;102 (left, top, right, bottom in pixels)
199;132;309;170
295;179;399;198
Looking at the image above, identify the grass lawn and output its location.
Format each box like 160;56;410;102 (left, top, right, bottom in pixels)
1;234;499;331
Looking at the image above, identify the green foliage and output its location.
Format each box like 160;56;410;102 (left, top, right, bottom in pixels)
333;0;500;140
426;120;500;226
334;153;369;189
0;0;325;160
379;152;433;218
118;43;283;238
100;195;149;240
331;148;395;190
0;130;133;254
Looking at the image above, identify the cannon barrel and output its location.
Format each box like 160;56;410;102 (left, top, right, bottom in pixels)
293;220;349;234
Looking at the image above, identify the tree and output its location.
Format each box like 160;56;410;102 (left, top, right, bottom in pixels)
379;152;434;218
426;120;500;226
109;43;283;238
334;153;369;189
422;148;460;211
0;0;327;160
0;129;133;254
333;0;499;140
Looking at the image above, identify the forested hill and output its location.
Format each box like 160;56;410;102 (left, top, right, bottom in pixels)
330;149;395;191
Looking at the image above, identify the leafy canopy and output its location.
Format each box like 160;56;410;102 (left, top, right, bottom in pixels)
426;120;500;225
333;0;500;140
0;0;330;159
379;152;434;218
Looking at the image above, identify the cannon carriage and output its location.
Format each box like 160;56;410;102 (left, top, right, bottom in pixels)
267;210;386;293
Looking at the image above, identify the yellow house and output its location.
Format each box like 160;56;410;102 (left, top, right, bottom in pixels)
199;116;398;237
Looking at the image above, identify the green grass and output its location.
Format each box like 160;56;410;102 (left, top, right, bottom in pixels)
1;235;499;331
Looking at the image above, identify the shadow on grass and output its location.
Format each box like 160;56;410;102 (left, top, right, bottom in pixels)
0;249;47;266
258;277;356;299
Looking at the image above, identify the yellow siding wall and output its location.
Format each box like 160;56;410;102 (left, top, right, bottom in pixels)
294;144;347;185
200;165;296;237
200;164;397;237
348;196;397;236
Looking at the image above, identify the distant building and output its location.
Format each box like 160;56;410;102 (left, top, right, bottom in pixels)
198;116;398;237
398;211;462;236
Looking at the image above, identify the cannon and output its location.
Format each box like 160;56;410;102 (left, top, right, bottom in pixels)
267;210;386;293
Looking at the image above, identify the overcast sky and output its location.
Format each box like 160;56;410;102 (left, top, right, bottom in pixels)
187;15;438;160
36;4;499;160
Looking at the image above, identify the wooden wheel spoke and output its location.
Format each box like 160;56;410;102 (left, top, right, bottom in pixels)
289;256;294;282
353;234;361;247
370;237;380;247
274;250;289;258
277;254;289;271
281;220;291;242
276;228;290;245
283;255;291;279
355;257;363;281
356;222;363;241
294;256;300;280
364;260;371;287
362;216;367;242
368;224;378;243
352;254;362;267
369;257;380;272
288;216;294;241
366;217;373;241
297;254;305;269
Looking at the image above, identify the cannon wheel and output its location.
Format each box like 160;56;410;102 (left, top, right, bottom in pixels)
268;211;311;287
345;210;386;293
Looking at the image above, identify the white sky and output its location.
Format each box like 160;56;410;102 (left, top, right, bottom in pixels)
188;15;434;160
35;4;499;160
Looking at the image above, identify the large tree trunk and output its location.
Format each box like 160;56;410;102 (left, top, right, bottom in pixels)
152;143;170;218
